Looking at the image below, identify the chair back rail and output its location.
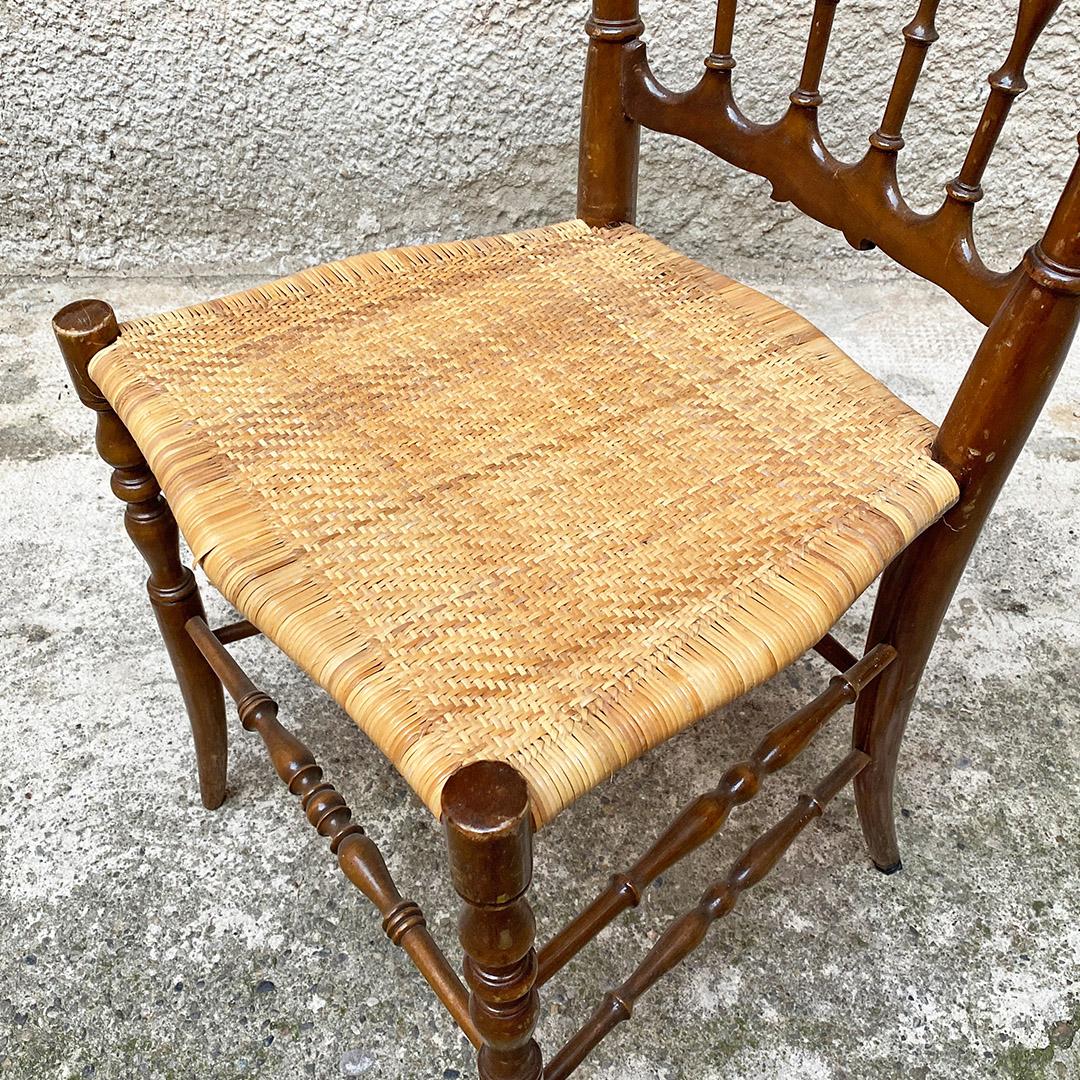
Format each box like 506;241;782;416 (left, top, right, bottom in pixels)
579;0;1073;327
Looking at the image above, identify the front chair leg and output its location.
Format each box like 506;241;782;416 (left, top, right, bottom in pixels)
53;299;228;810
443;762;543;1080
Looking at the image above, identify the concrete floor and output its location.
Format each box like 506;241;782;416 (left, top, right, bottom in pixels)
1;265;1077;1080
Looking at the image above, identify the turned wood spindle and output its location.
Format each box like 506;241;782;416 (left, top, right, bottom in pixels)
946;0;1063;204
544;750;870;1080
443;762;543;1080
704;0;737;73
183;616;479;1045
870;0;940;154
52;299;228;810
790;0;841;109
537;644;895;985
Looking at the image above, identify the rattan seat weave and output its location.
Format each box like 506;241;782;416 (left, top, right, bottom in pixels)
89;220;959;825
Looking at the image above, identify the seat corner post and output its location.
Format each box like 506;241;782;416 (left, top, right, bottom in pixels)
52;299;119;408
443;762;543;1080
52;299;228;812
577;0;643;227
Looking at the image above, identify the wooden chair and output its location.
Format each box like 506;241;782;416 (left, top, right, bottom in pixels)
53;0;1077;1076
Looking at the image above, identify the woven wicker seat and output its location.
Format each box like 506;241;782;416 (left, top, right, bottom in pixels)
89;220;958;824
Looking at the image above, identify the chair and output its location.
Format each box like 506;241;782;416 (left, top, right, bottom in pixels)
52;0;1077;1076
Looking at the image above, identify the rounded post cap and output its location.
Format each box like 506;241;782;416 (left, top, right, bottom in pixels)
442;761;533;904
442;760;529;832
52;298;117;341
52;299;119;403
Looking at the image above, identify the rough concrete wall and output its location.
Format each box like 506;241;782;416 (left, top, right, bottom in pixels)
3;0;1076;281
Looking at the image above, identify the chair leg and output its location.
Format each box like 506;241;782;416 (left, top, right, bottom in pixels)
443;762;543;1080
853;516;979;873
53;299;228;810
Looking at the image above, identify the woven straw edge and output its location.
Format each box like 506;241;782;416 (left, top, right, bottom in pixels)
115;220;601;336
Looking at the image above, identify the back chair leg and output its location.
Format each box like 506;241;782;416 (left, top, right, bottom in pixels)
53;299;228;810
856;500;1025;872
852;532;955;873
855;224;1080;873
443;762;543;1080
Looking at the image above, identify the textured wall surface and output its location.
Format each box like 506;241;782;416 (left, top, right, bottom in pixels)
3;0;1076;281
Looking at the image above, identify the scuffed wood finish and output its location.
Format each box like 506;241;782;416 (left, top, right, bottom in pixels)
184;616;480;1047
854;137;1080;871
443;762;543;1080
545;750;871;1080
577;0;644;225
612;0;1066;324
537;644;895;985
52;300;228;809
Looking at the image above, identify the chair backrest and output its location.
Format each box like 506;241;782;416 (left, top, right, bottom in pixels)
577;0;1076;329
576;0;1079;530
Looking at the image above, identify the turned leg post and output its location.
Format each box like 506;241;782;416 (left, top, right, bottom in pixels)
52;299;228;809
443;762;543;1080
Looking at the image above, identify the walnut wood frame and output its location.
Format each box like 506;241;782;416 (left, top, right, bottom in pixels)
53;0;1078;1075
